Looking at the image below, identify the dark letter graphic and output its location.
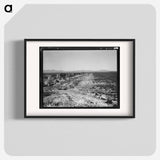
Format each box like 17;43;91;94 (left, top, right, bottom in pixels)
4;5;12;13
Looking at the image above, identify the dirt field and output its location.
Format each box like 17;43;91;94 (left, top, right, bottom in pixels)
42;72;118;108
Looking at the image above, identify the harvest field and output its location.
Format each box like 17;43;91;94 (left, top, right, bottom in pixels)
42;71;119;108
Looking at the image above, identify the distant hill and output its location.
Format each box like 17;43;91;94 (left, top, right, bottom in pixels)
44;69;116;73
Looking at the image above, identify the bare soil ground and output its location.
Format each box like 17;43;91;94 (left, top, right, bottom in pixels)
43;72;118;108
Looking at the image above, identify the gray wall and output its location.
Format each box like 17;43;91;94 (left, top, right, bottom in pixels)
4;4;156;156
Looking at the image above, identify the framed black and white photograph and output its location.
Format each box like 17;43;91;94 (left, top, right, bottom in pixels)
25;39;135;118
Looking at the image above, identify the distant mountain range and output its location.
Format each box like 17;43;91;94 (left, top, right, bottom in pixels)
44;69;116;73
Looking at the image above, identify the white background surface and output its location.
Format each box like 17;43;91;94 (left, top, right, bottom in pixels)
0;0;159;159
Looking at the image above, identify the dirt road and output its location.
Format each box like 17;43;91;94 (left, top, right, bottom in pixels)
59;89;109;107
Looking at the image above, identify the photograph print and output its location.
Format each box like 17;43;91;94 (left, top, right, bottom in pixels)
40;47;120;109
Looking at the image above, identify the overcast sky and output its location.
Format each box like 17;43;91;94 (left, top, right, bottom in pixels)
43;50;117;71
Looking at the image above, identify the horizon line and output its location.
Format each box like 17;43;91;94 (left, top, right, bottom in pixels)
43;69;117;72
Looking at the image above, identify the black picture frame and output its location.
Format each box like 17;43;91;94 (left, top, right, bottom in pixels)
24;39;135;118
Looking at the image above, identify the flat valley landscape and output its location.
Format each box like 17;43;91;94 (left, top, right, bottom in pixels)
42;71;118;108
